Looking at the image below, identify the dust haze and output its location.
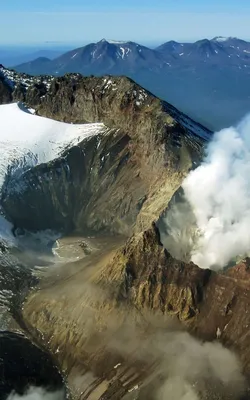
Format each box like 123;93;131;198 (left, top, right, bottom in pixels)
63;279;245;400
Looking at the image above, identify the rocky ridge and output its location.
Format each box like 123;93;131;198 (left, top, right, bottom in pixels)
2;69;250;399
10;37;250;132
0;69;210;236
21;225;250;399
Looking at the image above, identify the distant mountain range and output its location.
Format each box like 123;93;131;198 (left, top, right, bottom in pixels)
0;48;68;68
14;39;165;75
15;37;250;75
7;37;250;130
157;36;250;65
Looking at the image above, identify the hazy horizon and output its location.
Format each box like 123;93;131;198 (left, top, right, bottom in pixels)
1;35;250;52
1;0;250;45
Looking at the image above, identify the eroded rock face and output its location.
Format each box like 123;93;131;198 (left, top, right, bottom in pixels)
1;75;208;235
6;70;247;399
109;224;211;320
20;225;250;399
108;226;250;377
1;130;134;234
0;77;12;104
0;66;54;106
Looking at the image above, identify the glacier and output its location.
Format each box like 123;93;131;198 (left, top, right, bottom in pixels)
0;102;105;242
0;102;104;187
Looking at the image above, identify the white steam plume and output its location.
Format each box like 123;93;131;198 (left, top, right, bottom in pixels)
7;387;64;400
183;115;250;270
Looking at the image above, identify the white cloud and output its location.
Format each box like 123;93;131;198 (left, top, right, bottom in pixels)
7;387;64;400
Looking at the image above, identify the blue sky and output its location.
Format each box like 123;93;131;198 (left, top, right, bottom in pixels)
1;0;250;45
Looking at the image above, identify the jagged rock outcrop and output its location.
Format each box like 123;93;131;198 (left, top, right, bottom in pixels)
104;224;211;320
1;74;210;235
6;69;248;399
104;225;250;375
0;76;12;104
0;66;53;106
21;224;250;399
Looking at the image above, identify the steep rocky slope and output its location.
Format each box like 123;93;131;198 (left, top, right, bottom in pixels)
0;75;12;103
0;65;53;105
10;37;250;131
21;225;250;399
3;69;249;399
1;73;210;236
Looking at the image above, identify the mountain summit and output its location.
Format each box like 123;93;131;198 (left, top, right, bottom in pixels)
156;36;250;64
9;37;250;131
1;66;250;400
15;39;166;76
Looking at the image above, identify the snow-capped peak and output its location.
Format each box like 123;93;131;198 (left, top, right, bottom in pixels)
101;39;128;45
213;36;230;42
93;39;134;60
212;36;237;42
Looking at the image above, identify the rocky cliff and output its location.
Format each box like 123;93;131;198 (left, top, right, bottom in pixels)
1;73;210;236
21;224;250;399
3;69;248;399
0;76;12;104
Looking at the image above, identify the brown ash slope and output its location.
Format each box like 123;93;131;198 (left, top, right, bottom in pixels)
22;225;250;399
2;70;249;399
0;72;210;236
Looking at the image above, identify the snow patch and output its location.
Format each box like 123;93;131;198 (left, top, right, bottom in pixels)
213;36;230;42
0;103;105;188
91;48;98;58
120;47;125;59
133;89;148;106
103;78;116;91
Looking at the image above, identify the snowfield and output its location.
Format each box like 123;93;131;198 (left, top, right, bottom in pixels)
0;102;105;244
0;102;105;187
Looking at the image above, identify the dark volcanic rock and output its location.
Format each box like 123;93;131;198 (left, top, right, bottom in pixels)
21;224;250;399
0;65;54;106
108;226;250;376
24;82;47;106
1;75;210;235
1;63;249;400
0;331;66;399
34;74;210;141
1;131;136;234
106;223;212;320
0;76;12;103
